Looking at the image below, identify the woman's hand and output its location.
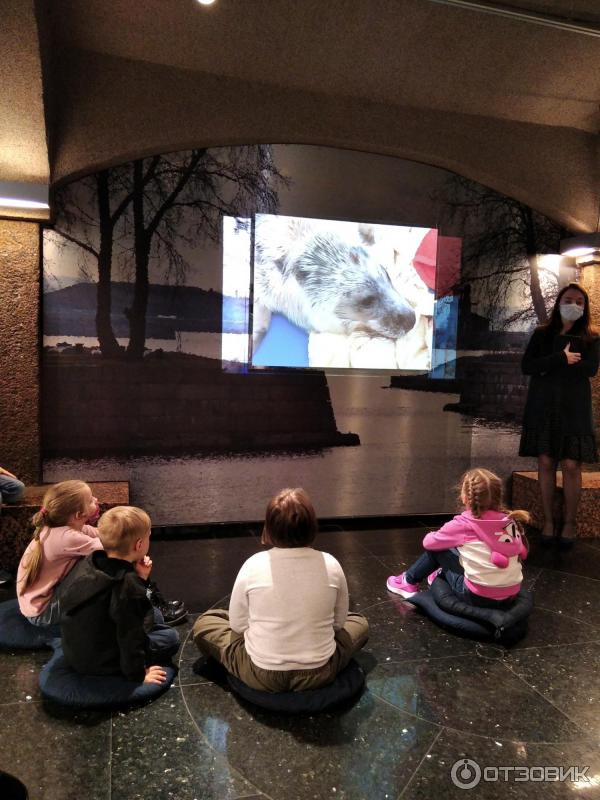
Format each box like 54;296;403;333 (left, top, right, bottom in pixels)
135;555;152;581
564;343;582;365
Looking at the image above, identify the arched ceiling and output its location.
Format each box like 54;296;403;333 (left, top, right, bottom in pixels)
42;0;600;132
2;0;600;229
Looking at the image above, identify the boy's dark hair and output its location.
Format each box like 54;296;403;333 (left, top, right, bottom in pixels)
263;488;318;548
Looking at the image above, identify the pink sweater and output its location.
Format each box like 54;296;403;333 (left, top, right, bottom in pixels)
17;524;103;617
423;510;527;600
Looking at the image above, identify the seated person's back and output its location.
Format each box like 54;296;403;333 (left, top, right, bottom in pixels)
60;506;179;685
231;546;347;670
61;549;155;679
194;487;369;692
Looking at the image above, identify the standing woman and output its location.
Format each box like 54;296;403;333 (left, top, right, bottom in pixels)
519;283;600;549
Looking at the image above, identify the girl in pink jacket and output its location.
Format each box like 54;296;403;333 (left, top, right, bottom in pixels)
17;480;101;626
387;468;529;608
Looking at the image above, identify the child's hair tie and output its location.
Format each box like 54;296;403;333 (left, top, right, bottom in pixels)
40;506;47;515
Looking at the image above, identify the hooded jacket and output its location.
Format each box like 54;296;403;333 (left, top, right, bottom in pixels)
59;550;155;682
422;510;527;600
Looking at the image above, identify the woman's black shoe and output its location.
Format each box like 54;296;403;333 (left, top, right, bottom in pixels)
558;522;577;552
558;537;575;552
539;525;555;546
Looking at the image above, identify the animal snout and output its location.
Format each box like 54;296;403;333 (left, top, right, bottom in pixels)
378;303;416;338
350;286;417;339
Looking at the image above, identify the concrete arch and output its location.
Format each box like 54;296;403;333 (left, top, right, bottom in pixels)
49;49;598;232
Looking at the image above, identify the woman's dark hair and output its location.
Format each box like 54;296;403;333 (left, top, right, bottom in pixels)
262;488;318;548
538;282;598;342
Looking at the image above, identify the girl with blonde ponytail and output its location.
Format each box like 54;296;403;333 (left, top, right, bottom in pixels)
17;480;101;626
387;468;530;609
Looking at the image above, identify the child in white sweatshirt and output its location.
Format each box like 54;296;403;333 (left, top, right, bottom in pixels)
193;487;369;692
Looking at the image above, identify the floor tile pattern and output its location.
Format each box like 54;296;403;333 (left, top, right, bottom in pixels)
1;526;599;799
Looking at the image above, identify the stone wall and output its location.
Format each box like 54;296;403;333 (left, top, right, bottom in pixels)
42;350;358;456
512;471;600;538
0;220;41;483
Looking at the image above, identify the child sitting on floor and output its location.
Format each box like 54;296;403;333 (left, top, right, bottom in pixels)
59;506;180;684
193;487;369;692
17;480;102;625
17;480;186;627
387;468;529;608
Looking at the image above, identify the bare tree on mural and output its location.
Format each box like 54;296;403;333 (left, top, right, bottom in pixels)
52;166;134;356
52;146;286;358
124;146;286;358
439;175;566;326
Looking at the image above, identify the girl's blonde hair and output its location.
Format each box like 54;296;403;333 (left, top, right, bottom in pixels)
20;480;91;591
460;468;530;527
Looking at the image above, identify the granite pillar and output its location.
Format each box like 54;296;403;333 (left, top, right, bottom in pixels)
0;219;41;484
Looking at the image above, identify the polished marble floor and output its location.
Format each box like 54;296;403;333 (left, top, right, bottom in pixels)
1;526;600;799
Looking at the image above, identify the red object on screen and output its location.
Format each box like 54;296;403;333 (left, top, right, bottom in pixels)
412;229;437;291
412;230;462;297
436;236;462;298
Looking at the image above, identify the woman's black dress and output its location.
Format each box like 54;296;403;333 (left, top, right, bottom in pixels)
519;328;600;463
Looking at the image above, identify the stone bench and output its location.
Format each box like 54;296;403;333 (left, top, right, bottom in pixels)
512;471;600;538
0;482;129;573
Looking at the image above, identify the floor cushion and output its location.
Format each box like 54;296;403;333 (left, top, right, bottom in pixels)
227;659;365;713
38;645;176;708
407;579;533;645
0;771;28;800
0;599;59;650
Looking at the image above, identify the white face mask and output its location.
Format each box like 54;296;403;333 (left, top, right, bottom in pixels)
560;303;584;322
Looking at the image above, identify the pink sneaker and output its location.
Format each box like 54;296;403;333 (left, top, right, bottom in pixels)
386;572;419;598
427;569;441;586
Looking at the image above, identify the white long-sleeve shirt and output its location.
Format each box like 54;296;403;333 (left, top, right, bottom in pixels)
229;547;349;671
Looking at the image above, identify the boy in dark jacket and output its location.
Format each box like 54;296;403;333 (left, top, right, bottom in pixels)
60;506;179;684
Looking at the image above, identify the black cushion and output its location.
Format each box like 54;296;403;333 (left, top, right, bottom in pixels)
39;645;176;708
0;771;28;800
407;580;533;645
408;590;492;638
0;599;60;650
227;659;365;713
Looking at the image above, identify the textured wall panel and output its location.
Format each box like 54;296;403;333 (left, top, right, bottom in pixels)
0;220;41;483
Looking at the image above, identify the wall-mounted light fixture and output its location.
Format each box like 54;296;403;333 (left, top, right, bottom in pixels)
559;233;600;259
0;181;50;220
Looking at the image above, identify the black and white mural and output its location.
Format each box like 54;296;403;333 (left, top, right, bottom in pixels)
42;145;574;525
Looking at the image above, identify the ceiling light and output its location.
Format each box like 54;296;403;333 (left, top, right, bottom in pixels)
559;233;600;258
0;181;49;211
197;0;217;5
